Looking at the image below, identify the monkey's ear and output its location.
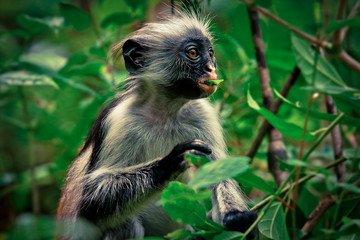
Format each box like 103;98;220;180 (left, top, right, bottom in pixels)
122;39;146;74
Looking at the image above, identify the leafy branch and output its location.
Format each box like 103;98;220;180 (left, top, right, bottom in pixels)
240;0;360;74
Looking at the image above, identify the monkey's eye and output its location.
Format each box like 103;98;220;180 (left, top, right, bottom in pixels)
187;48;199;59
209;47;214;59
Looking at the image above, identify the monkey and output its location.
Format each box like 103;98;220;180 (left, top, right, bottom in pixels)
57;10;257;240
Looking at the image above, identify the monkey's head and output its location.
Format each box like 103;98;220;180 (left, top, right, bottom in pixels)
113;10;219;99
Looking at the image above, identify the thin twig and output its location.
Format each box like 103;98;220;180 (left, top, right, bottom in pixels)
332;0;346;49
251;157;347;211
339;0;360;43
302;113;345;161
18;88;40;216
241;166;296;240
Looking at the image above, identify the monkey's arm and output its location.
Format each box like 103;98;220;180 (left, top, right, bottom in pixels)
78;140;211;226
206;153;257;238
211;179;257;238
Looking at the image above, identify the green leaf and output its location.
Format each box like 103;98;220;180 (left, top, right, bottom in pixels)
213;231;244;240
60;3;91;31
101;12;142;28
165;229;192;240
0;71;58;89
89;46;106;58
59;52;88;74
332;93;360;116
161;182;221;230
274;89;360;128
342;217;360;227
235;170;275;195
17;61;101;99
185;154;211;167
267;49;296;71
338;183;360;194
191;230;221;239
281;159;330;176
326;17;360;34
247;89;316;141
188;156;250;190
343;148;360;160
65;63;105;76
20;46;67;72
258;202;290;240
291;34;348;89
298;187;320;216
124;0;147;11
204;79;224;86
299;85;359;95
17;14;64;35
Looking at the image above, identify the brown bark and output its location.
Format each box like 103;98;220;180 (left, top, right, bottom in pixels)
300;195;336;237
325;96;346;183
247;8;288;186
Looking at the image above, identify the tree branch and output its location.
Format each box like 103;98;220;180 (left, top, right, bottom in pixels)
325;96;346;183
241;0;331;49
332;0;346;49
337;50;360;74
247;8;288;187
300;195;336;237
240;0;360;74
339;0;360;43
247;66;300;159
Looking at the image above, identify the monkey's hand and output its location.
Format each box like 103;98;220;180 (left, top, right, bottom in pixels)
223;210;258;240
158;139;212;180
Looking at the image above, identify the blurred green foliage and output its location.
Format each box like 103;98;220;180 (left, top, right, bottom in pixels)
0;0;359;239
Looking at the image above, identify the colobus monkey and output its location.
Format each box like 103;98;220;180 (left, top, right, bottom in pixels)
57;10;257;240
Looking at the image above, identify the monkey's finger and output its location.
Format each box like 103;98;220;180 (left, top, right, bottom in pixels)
172;139;212;155
184;149;211;158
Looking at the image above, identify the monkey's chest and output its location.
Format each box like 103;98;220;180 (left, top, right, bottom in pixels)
136;120;202;163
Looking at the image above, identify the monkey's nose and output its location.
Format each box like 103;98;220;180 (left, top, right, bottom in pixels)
205;63;218;80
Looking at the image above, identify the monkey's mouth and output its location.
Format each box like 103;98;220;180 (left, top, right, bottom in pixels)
198;77;219;96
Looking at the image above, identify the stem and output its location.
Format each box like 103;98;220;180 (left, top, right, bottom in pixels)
331;191;344;229
339;0;360;42
251;157;347;211
241;167;297;239
332;0;346;49
294;48;320;211
302;113;345;161
18;88;39;216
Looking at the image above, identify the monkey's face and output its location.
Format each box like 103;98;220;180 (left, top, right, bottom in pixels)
173;37;219;99
157;37;218;100
121;34;218;100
